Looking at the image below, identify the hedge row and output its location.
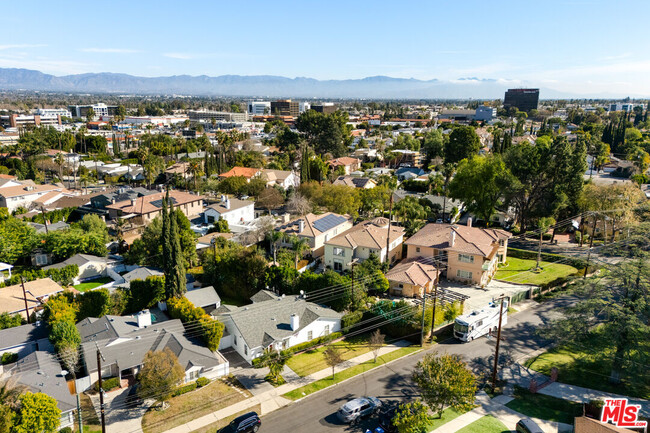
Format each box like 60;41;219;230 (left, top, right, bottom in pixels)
0;264;79;288
172;382;197;397
94;376;120;392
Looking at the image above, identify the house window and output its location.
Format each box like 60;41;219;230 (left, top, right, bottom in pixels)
416;247;421;253
458;254;474;263
499;240;505;246
324;325;330;335
398;284;404;288
333;261;343;271
244;345;248;356
307;330;313;340
35;254;48;265
456;270;473;280
333;247;345;257
188;370;199;381
233;335;237;346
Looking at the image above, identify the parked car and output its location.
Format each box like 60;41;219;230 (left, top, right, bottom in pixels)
516;418;544;433
219;411;261;433
124;385;142;408
337;397;382;424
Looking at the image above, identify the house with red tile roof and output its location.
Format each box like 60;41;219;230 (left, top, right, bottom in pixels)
404;220;511;287
327;157;361;175
218;166;262;181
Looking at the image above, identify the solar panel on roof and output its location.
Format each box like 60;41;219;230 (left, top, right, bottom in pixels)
313;214;347;233
150;197;178;208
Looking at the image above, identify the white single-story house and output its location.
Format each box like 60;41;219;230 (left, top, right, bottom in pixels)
203;195;255;227
43;254;116;281
185;286;221;314
217;290;342;364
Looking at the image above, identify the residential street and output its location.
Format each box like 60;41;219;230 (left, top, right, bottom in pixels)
259;298;571;433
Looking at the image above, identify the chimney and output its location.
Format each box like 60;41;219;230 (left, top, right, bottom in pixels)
131;198;136;207
467;217;472;227
450;230;456;247
221;195;226;202
290;314;300;331
137;309;152;328
225;199;231;210
298;219;305;233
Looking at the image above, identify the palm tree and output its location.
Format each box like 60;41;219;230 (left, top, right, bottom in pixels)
54;152;65;185
185;160;202;191
266;231;286;265
289;236;310;270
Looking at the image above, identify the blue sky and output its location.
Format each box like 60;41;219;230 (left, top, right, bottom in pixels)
1;0;649;95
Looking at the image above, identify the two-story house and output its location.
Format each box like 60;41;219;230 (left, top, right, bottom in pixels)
404;220;511;287
277;212;353;258
327;157;362;175
106;190;204;223
324;218;405;272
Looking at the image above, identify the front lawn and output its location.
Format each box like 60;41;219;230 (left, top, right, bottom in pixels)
425;407;468;431
141;378;251;433
286;334;375;377
456;415;509;433
73;277;114;292
283;346;419;400
505;386;582;424
495;257;577;285
524;335;650;399
78;393;101;433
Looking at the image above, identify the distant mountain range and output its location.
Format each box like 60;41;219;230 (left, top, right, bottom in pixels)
0;67;629;99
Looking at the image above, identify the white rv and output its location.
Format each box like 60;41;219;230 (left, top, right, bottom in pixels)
453;300;508;342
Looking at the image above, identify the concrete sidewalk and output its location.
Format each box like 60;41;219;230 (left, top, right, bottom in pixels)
162;340;413;433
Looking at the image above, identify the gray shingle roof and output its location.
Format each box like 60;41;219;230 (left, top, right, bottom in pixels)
0;321;49;351
185;286;221;309
218;295;342;350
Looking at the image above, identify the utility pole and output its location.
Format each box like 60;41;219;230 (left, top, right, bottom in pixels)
429;283;438;339
420;292;427;346
96;349;107;433
41;206;49;235
76;393;83;433
491;294;507;392
20;277;31;324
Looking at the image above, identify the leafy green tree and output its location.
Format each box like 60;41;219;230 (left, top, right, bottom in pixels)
0;211;38;264
295;110;351;157
444;126;480;164
257;187;284;214
75;214;109;243
77;289;111;320
412;353;477;418
137;348;185;408
323;346;343;379
129;276;165;312
42;294;78;325
394;196;427;236
168;202;186;299
392;400;432;433
448;154;513;224
0;403;14;433
535;217;555;270
218;176;248;195
0;313;22;330
13;392;61;433
44;228;107;260
49;320;81;349
544;257;650;384
422;130;444;163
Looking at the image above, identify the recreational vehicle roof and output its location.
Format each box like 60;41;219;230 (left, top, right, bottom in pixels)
455;301;506;326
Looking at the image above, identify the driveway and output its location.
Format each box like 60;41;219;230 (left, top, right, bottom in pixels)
438;279;534;311
89;386;151;433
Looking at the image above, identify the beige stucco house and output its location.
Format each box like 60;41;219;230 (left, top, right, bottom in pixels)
277;212;353;258
324;218;405;272
385;258;440;298
404;221;511;287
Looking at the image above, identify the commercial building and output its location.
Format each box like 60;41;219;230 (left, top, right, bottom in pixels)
311;103;337;114
68;103;112;119
474;105;497;122
271;100;300;117
503;88;539;112
188;110;248;123
299;102;311;113
0;113;62;128
247;101;271;115
35;108;72;118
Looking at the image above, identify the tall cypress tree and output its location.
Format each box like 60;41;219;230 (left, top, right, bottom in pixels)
162;189;175;299
169;205;186;298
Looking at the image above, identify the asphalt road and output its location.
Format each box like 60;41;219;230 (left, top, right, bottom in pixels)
260;297;572;433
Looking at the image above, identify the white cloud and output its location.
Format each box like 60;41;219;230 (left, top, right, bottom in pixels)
164;53;194;60
0;56;95;75
0;44;46;50
80;48;139;53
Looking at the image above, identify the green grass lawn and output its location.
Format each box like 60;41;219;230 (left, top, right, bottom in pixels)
456;415;509;433
505;386;583;424
495;257;577;285
524;338;650;399
283;346;419;400
73;277;114;292
425;407;469;431
286;334;376;377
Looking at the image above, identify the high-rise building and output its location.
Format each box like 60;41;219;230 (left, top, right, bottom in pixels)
503;89;539;112
271;100;299;117
68;103;111;119
247;101;271;115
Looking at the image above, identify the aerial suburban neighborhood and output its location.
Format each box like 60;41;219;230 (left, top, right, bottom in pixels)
0;2;649;433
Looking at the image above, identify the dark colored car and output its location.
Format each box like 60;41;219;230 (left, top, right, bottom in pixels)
220;412;261;433
516;418;544;433
124;385;143;408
